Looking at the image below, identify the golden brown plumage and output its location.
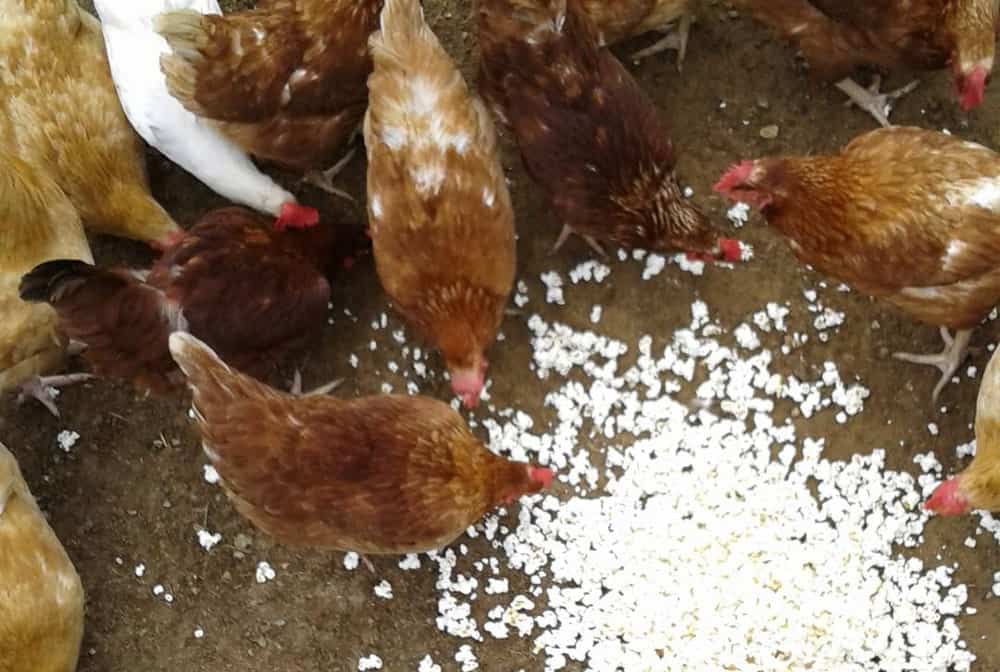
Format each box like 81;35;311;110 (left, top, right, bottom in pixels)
365;0;516;408
582;0;692;63
926;347;1000;514
0;441;85;672
729;0;998;119
169;332;554;554
0;152;93;409
19;207;336;394
715;126;1000;400
0;0;179;246
156;0;383;174
478;0;741;261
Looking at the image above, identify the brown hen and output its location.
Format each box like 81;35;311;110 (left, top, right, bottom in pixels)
365;0;516;408
155;0;384;197
19;207;335;393
729;0;998;125
582;0;693;65
169;332;555;554
715;126;1000;402
478;0;742;261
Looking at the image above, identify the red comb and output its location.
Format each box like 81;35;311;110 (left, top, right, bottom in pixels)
924;477;970;516
958;65;989;111
274;202;320;231
719;238;743;262
713;161;755;196
529;466;555;489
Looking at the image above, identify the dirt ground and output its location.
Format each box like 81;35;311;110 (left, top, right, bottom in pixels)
4;1;1000;670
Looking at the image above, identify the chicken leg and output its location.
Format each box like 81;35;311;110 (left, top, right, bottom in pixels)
16;374;94;417
631;14;692;69
835;75;920;127
289;369;343;397
303;147;358;204
551;223;607;258
892;327;972;403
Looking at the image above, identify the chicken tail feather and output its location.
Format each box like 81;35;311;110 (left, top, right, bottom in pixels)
18;259;96;304
168;332;235;396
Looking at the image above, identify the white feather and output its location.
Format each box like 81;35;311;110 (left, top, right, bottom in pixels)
94;0;295;217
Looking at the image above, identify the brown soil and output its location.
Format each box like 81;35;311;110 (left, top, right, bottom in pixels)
4;1;1000;670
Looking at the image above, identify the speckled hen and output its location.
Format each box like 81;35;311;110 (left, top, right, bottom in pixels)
19;207;334;394
728;0;999;125
155;0;384;196
715;126;1000;402
169;332;554;555
364;0;516;408
478;0;741;261
582;0;694;65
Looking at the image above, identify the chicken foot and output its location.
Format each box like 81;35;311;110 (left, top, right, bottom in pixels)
551;223;607;258
303;147;358;204
892;327;972;404
289;370;343;397
835;75;920;127
16;373;94;417
631;13;692;69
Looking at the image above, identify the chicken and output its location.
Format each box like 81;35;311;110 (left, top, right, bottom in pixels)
365;0;516;408
926;350;1000;514
582;0;693;65
19;207;335;393
714;126;1000;402
155;0;384;199
0;440;85;672
0;0;180;246
94;0;319;231
168;332;554;554
729;0;999;126
0;152;94;416
478;0;742;261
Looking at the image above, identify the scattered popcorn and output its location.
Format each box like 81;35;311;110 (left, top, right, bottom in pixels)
255;561;276;584
344;553;360;571
641;254;666;280
928;423;940;437
193;627;204;639
726;202;751;228
399;554;422;571
202;465;220;484
569;260;611;284
374;580;394;599
540;271;565;305
590;305;603;324
358;654;383;671
418;655;442;672
56;430;79;452
196;529;222;552
134;564;145;578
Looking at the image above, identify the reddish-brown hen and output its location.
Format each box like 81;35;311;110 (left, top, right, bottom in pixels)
365;0;516;408
479;0;741;261
155;0;384;196
169;332;555;554
18;207;334;393
926;347;1000;515
715;126;1000;402
730;0;998;124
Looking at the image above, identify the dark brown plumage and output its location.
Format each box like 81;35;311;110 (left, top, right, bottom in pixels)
169;332;555;554
478;0;741;260
156;0;383;172
19;207;335;392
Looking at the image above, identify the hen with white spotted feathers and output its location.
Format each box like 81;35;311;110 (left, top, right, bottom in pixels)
365;0;515;408
715;126;1000;402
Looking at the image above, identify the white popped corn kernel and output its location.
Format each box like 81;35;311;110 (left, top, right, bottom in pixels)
255;561;276;584
358;654;383;671
374;580;394;599
134;564;146;578
344;553;360;571
196;529;222;552
56;430;79;452
202;465;220;484
193;627;204;639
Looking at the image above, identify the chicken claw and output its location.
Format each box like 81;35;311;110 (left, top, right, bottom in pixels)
892;327;972;403
289;370;343;397
835;75;920;127
303;147;358;204
551;223;607;258
631;14;692;70
16;374;94;417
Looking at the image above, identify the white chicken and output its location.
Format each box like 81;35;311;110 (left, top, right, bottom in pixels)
93;0;319;230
